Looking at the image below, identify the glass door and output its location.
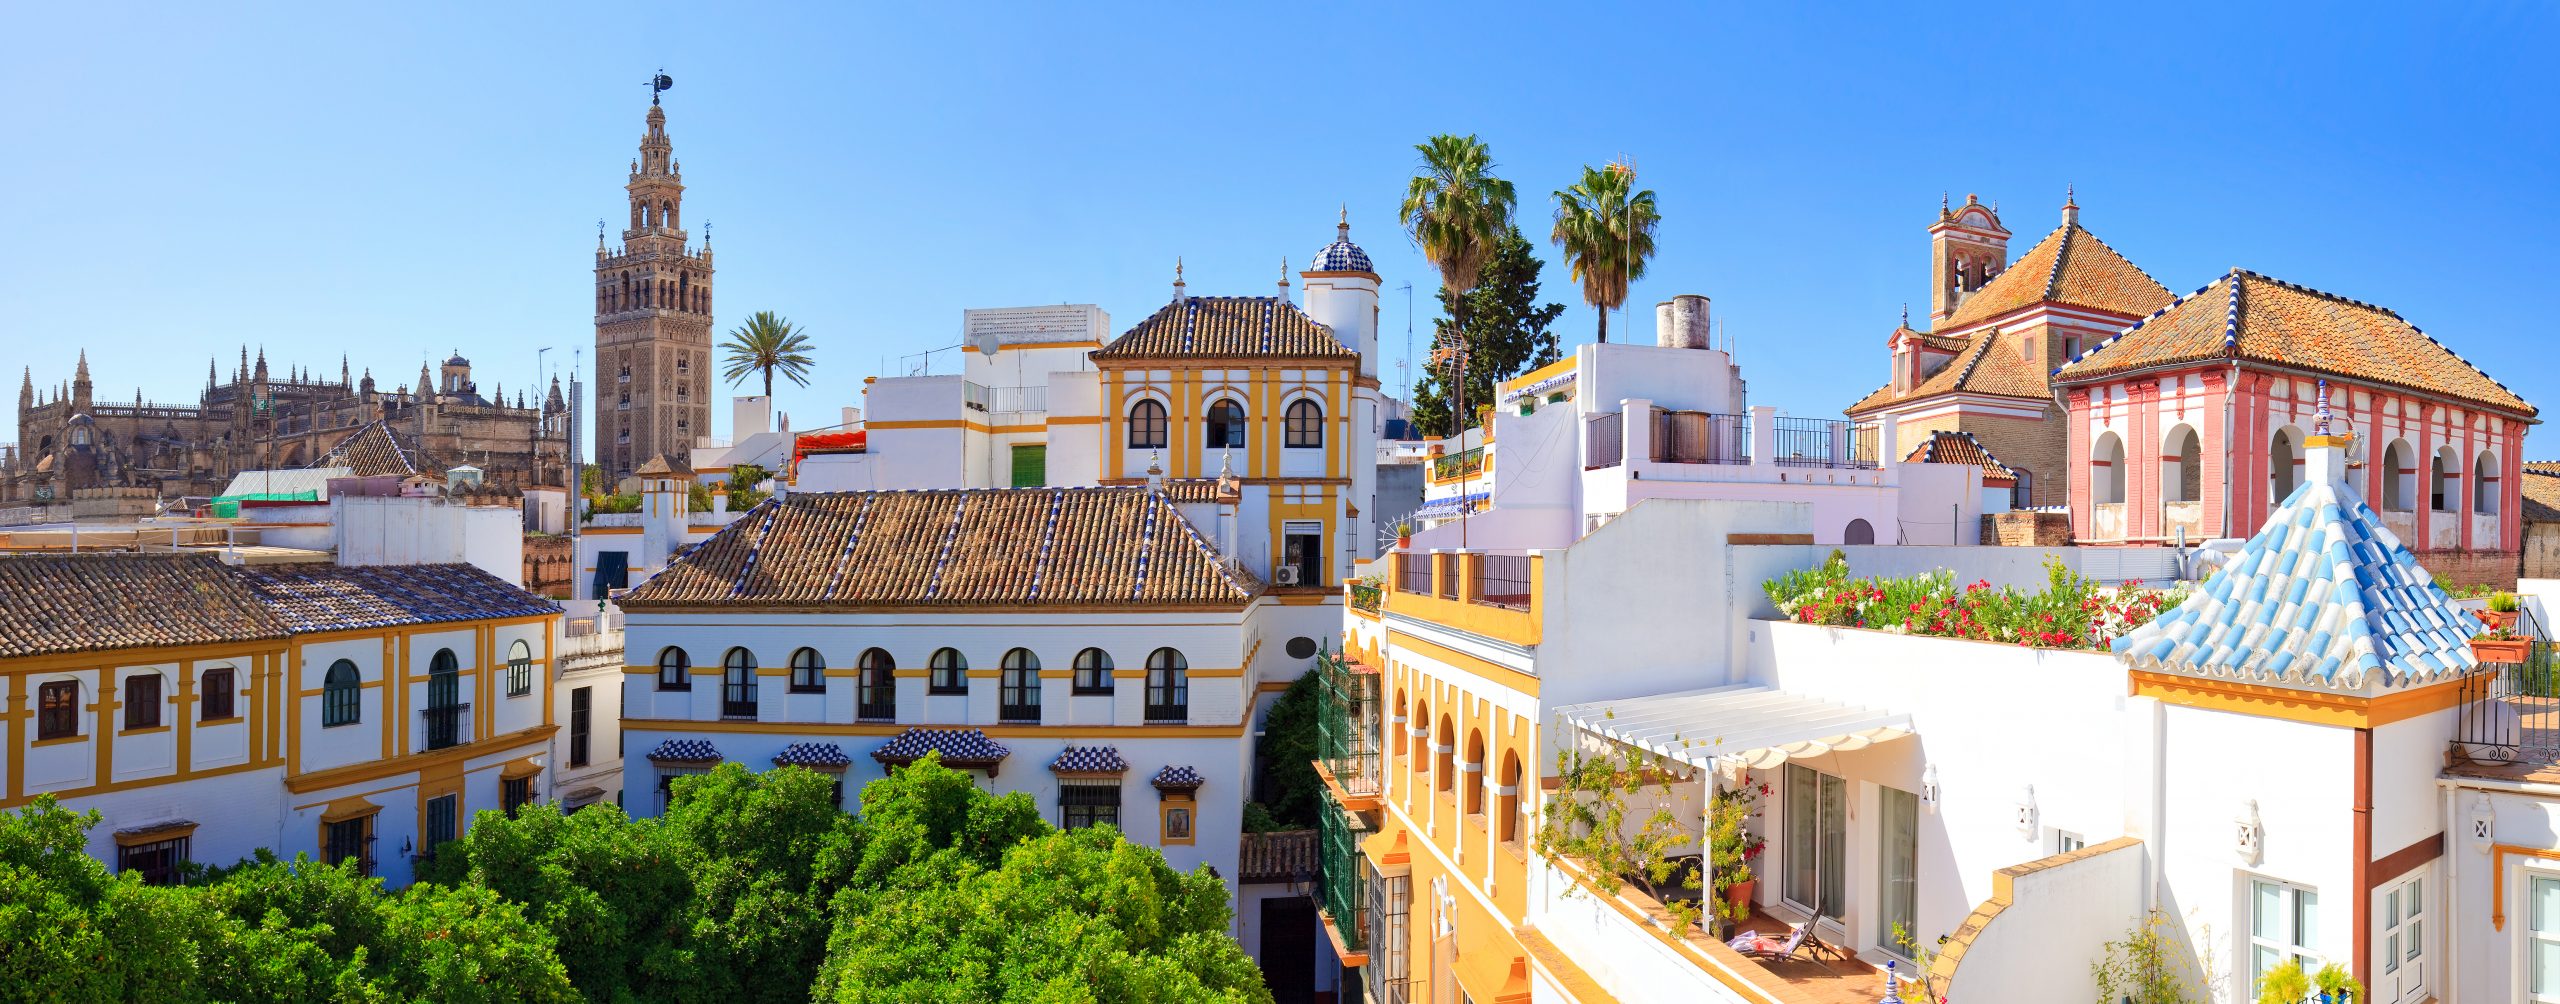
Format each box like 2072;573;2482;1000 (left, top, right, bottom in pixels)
1878;785;1919;958
2531;875;2560;1003
1783;764;1847;921
2376;869;2427;1004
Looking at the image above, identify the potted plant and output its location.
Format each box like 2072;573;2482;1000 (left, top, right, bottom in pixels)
2256;959;2311;1004
2311;961;2362;1002
1708;775;1766;933
2476;624;2532;664
1394;520;1414;551
2483;591;2523;631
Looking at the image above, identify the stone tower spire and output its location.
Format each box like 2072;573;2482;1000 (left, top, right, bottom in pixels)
71;351;92;412
594;82;715;476
18;366;30;410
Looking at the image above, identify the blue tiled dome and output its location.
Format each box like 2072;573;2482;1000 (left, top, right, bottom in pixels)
1309;237;1372;273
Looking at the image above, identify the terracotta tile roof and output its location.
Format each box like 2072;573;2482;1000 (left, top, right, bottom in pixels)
617;487;1259;610
635;453;695;477
234;563;559;633
2522;464;2560;523
2053;270;2535;416
322;421;438;478
1904;431;2019;486
0;554;287;660
1847;328;2058;415
1944;222;2173;329
1238;828;1319;884
1091;296;1357;361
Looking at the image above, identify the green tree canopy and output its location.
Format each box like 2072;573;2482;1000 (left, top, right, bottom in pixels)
1409;225;1567;437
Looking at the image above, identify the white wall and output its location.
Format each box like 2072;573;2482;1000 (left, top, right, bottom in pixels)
333;494;525;585
1938;839;2149;1001
2159;705;2358;1003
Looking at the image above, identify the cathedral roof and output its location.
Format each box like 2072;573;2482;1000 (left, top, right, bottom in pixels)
617;487;1259;610
2054;269;2533;416
1944;220;2173;330
1092;296;1356;361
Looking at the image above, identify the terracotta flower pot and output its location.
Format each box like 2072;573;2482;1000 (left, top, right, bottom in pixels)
2474;636;2532;664
1724;878;1757;917
2481;609;2520;631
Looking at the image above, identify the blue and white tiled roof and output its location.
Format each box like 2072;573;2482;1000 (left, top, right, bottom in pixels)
771;742;853;770
872;728;1011;770
1151;764;1205;791
2114;432;2481;691
647;738;724;764
1049;745;1129;775
1309;214;1374;273
1412;492;1489;520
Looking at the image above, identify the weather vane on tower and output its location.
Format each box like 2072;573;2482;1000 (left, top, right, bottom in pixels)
648;70;673;105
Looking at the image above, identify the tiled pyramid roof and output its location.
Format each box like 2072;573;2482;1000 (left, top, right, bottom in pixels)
617;488;1258;610
1944;221;2173;329
873;728;1010;774
2054;269;2534;417
647;739;724;764
1151;764;1205;792
236;563;558;633
322;420;438;477
1049;745;1129;775
2114;438;2481;691
1092;296;1356;361
1846;327;2059;415
0;554;288;660
772;742;853;771
1903;431;2020;486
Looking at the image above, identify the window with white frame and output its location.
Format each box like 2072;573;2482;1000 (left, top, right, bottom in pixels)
2054;831;2086;855
2530;874;2560;1002
2377;869;2428;1004
1783;763;1847;921
2249;878;2319;993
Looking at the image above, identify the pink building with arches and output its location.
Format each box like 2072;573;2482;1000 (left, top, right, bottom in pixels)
2053;268;2537;585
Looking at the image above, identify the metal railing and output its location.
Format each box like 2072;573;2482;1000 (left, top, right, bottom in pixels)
2451;606;2558;768
1316;649;1380;802
422;703;468;751
1472;553;1533;609
1431;446;1486;482
1584;412;1624;469
1652;410;1749;465
990;386;1048;413
1348;581;1382;614
1435;554;1459;600
1396;554;1431;595
1769;417;1882;469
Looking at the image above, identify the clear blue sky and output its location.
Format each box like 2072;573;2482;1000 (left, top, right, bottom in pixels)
7;4;2556;456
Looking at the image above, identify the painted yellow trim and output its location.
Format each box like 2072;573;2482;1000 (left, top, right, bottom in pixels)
1385;564;1542;648
2129;670;2472;729
1931;836;2144;987
2492;843;2560;931
113;821;200;847
117;724;171;737
30;734;86;748
283;723;558;794
2;758;279;811
318;796;380;824
0;640;289;676
622;717;1248;738
1385;631;1542;701
1498;356;1577;396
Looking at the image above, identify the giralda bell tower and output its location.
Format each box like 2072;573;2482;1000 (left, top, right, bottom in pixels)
594;73;714;476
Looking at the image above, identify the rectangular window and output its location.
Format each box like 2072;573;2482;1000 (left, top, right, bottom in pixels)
1010;444;1047;488
1059;781;1121;830
568;688;592;768
200;668;236;721
424;794;458;854
1878;785;1919;960
2533;874;2560;1002
594;550;631;596
124;675;162;730
502;777;533;818
1282;520;1324;588
38;680;80;740
2250;879;2320;993
2055;831;2087;855
1367;861;1411;1001
1782;763;1847;920
324;815;374;876
117;836;190;886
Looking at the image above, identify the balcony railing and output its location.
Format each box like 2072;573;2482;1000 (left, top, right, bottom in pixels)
1652;410;1749;465
1770;416;1882;468
1584;412;1624;469
1434;554;1459;600
1430;446;1486;483
422;703;469;751
1395;553;1431;596
1348;580;1382;614
1471;553;1532;610
990;386;1048;413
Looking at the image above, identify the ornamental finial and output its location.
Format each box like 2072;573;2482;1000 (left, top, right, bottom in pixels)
2315;379;2332;436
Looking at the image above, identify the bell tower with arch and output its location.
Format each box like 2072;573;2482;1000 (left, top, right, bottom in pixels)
594;75;715;477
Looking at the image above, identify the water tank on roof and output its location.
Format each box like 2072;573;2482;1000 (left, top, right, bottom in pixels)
1655;294;1712;349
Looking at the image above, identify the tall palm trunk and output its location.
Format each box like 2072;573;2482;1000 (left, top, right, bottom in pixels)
1598;309;1608;345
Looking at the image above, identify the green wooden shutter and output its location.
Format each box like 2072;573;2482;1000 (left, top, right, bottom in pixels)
1010;444;1047;487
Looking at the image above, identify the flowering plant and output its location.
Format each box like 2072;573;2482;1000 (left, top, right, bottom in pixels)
1765;556;2185;652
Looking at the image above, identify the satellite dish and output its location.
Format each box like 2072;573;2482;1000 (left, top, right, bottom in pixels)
976;332;1001;357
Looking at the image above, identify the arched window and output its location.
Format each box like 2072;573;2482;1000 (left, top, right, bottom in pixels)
657;647;692;691
1143;648;1188;722
2163;425;2202;504
1127;399;1168;450
789;648;825;694
1498;749;1523;845
425;650;461;751
1072;648;1114;695
1435;715;1456;793
857;648;896;721
1409;699;1430;774
506;639;534;697
2092;431;2126;505
1000;649;1041;722
1205;399;1247;449
722;648;758;718
2477;451;2500;515
1843;519;1875;545
2434;447;2460;513
2383;439;2417;513
2270;429;2302;504
1285;399;1324;448
1463;729;1486;816
200;666;236;722
322;660;360;727
929;648;968;695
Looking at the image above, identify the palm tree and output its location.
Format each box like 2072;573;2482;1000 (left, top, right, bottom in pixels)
1551;162;1659;344
718;311;816;397
1400;134;1516;431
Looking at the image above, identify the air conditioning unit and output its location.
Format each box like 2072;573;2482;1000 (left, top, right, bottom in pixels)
1274;566;1302;586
